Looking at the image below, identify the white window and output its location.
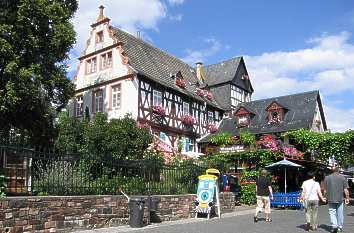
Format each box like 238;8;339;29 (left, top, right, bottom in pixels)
159;132;166;142
183;137;193;152
183;102;189;115
208;111;214;123
153;90;162;106
112;85;121;109
238;115;248;124
215;111;219;121
86;57;97;74
94;90;103;113
75;95;83;117
101;52;112;69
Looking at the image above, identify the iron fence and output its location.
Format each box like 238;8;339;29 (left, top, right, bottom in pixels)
0;145;207;196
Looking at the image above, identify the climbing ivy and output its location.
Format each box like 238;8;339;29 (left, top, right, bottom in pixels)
210;132;234;146
286;129;354;166
239;130;256;147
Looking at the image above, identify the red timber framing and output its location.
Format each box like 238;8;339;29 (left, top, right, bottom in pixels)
235;106;251;127
137;77;223;147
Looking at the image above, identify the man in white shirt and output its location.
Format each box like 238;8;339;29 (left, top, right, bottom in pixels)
300;171;326;231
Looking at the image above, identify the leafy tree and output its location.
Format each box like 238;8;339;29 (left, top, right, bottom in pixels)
0;0;77;141
55;111;85;154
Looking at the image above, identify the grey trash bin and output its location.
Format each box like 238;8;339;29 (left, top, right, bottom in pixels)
129;197;145;228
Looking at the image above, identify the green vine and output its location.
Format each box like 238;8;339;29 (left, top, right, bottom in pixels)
286;129;354;166
210;132;233;146
239;130;256;147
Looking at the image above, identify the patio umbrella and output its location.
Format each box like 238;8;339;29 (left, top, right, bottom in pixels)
266;158;303;194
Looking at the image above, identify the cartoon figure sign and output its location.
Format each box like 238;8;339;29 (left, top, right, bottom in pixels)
195;174;221;219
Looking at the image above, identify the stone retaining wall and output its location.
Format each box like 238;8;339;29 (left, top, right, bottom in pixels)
0;192;237;233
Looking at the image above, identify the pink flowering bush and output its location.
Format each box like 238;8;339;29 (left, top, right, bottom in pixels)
181;115;195;126
176;78;186;88
152;105;165;116
282;146;304;159
257;134;279;152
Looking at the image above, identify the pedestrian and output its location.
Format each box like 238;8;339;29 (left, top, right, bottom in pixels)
324;166;350;233
254;169;273;223
300;171;326;231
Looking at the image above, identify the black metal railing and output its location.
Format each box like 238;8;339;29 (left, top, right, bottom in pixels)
0;145;207;196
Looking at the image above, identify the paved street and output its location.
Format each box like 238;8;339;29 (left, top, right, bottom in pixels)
77;205;354;233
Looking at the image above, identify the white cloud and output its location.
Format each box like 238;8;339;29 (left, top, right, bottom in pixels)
168;0;185;5
169;14;183;21
244;31;354;132
68;0;167;74
181;38;222;64
324;105;354;132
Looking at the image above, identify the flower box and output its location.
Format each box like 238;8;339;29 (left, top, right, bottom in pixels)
207;124;218;133
176;78;186;88
206;91;213;101
152;105;165;116
181;115;195;126
196;88;206;97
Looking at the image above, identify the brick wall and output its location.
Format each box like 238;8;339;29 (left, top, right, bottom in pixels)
0;192;237;233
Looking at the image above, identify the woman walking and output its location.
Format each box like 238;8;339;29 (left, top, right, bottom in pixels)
300;171;326;231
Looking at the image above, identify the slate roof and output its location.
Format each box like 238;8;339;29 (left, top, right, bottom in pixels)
204;57;253;93
112;27;222;109
204;57;241;86
199;90;326;143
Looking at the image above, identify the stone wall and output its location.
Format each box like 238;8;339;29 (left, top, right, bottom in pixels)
0;192;237;233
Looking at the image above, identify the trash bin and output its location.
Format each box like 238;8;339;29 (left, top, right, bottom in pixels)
129;197;145;228
148;196;161;223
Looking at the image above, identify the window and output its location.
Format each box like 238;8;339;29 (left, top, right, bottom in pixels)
159;132;166;142
184;137;193;152
112;85;121;109
208;111;214;123
96;31;104;43
75;95;83;117
101;52;112;69
94;90;104;113
183;102;189;115
238;115;248;124
86;57;97;74
153;90;162;106
215;111;219;121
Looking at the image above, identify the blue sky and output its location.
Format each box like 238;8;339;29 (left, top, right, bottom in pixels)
69;0;354;132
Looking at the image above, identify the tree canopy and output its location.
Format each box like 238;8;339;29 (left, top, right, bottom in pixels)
0;0;77;141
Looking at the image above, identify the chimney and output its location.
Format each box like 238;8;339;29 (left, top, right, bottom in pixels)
195;62;204;83
136;31;141;39
97;5;105;22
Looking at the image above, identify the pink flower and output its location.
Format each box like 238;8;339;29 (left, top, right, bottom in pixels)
176;78;187;88
152;105;165;116
207;124;218;133
181;115;195;126
206;91;213;101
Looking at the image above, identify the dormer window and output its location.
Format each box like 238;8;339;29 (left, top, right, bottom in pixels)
266;101;286;124
235;106;252;127
96;31;104;43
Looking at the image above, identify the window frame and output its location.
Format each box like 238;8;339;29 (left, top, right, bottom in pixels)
75;95;84;117
208;111;214;123
94;90;104;113
86;57;97;74
183;102;190;115
101;51;112;70
153;90;163;107
96;31;104;44
111;84;121;110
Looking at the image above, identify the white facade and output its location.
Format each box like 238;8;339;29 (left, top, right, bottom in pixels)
69;12;138;120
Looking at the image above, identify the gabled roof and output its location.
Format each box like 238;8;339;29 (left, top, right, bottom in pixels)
204;57;253;93
204;57;241;86
199;90;326;143
112;27;222;109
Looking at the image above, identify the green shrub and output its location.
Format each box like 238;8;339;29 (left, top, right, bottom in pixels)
240;183;256;205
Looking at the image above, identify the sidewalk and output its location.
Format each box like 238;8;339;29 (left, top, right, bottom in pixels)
75;205;255;233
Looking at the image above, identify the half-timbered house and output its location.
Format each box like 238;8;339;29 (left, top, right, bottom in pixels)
68;6;254;153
